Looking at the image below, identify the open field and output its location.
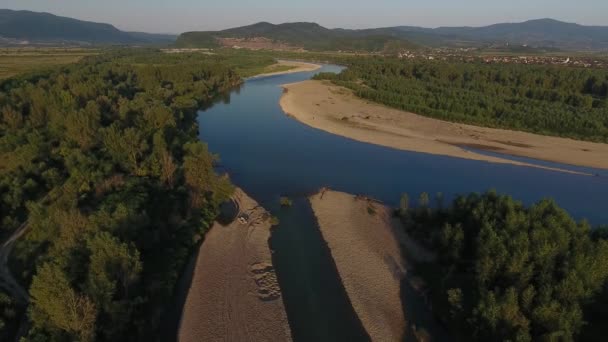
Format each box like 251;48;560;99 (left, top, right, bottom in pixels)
0;48;97;79
280;80;608;172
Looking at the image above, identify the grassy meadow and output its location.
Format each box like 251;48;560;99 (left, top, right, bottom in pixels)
0;48;98;79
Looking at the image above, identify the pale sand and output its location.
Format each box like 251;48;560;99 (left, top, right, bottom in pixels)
250;60;321;79
178;188;291;342
280;80;608;173
310;190;429;341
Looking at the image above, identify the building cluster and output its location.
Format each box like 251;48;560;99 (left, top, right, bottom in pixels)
396;49;608;68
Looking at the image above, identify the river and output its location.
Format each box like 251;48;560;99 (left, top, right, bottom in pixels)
196;64;608;340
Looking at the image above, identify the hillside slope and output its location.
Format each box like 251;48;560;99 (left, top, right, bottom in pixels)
433;18;608;49
175;22;419;52
176;19;608;51
0;9;175;45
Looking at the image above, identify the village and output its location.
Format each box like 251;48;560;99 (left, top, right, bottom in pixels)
397;47;608;68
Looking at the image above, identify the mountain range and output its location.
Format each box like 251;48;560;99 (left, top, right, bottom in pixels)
2;8;608;51
417;18;608;50
177;19;608;51
0;9;175;45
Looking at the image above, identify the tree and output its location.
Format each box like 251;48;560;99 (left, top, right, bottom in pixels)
122;128;148;173
399;193;409;216
1;106;22;130
440;223;464;261
183;140;235;207
447;288;463;319
85;231;142;304
65;101;101;150
102;124;148;173
159;149;177;188
418;192;430;208
29;263;97;342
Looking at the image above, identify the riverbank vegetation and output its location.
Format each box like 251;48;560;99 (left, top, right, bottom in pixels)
0;49;277;341
398;191;608;341
315;57;608;142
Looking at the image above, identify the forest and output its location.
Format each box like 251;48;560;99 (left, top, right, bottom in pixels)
0;49;276;341
398;191;608;341
315;57;608;142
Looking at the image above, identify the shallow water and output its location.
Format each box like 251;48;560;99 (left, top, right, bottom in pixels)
197;65;608;340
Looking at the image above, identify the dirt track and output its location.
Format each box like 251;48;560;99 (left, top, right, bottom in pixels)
0;221;29;304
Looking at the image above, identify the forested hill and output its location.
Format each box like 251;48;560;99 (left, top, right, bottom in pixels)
176;19;608;51
0;9;176;45
175;22;420;52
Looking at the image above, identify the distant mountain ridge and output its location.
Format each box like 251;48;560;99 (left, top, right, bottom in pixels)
1;9;607;50
176;22;420;52
0;9;176;45
430;19;608;49
178;18;608;51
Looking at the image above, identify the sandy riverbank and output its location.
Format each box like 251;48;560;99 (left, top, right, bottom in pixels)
280;80;608;172
250;60;321;78
178;188;291;342
310;190;433;341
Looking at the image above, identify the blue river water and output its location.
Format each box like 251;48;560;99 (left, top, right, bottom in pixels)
199;64;608;225
196;64;608;341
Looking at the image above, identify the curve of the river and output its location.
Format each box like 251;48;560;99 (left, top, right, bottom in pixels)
197;64;608;340
200;64;607;224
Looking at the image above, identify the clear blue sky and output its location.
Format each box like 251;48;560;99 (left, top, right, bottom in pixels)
3;0;608;34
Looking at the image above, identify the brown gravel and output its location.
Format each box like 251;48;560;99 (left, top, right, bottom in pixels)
178;188;291;342
310;190;411;341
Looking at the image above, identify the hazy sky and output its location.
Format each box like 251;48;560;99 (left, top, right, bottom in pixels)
3;0;608;34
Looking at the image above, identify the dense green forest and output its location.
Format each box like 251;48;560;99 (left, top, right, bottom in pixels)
315;57;608;142
398;191;608;341
0;50;275;341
